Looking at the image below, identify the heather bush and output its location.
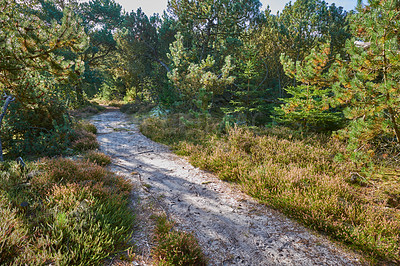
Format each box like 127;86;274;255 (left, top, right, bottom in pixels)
72;136;100;152
0;193;27;264
76;120;98;134
120;100;156;115
69;102;106;118
141;116;400;263
152;216;207;266
84;150;112;166
140;114;216;146
0;158;134;265
69;121;100;152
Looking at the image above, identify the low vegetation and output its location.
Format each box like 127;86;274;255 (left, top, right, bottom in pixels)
84;150;112;166
0;158;134;265
141;115;400;264
0;116;137;265
151;215;207;266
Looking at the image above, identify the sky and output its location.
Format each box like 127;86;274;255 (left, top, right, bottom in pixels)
113;0;358;16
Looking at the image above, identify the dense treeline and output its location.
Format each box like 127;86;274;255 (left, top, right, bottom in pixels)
3;0;398;160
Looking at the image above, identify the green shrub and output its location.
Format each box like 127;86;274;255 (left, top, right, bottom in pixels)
1;97;75;158
84;151;112;166
75;121;97;135
152;216;206;266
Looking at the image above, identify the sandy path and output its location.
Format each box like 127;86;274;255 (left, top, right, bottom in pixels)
90;110;362;266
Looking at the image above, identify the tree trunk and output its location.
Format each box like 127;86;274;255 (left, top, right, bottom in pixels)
0;95;15;161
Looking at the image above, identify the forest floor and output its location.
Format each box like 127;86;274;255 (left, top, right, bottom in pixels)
90;108;364;266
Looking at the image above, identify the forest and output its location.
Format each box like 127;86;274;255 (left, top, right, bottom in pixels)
1;0;400;264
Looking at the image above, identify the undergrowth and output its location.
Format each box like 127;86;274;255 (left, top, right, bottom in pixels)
151;215;207;266
0;158;134;265
84;150;112;166
141;115;400;264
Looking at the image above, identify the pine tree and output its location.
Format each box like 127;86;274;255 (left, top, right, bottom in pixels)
167;32;235;111
276;44;345;131
333;0;400;149
0;0;88;160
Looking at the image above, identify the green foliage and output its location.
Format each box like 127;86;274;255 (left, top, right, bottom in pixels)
168;32;235;111
111;9;175;105
278;0;349;63
0;0;88;100
0;158;134;265
152;215;207;266
227;38;276;125
276;44;346;132
332;0;400;151
1;97;75;158
0;0;90;159
168;0;262;60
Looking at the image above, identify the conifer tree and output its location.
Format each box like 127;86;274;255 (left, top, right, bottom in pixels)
333;0;400;148
276;44;345;131
167;32;235;111
0;0;88;160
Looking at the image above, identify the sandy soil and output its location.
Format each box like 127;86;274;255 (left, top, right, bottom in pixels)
90;110;363;266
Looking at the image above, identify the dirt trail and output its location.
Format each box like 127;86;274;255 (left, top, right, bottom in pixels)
90;110;362;266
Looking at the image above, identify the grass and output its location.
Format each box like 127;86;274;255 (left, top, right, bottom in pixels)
151;215;207;266
140;114;400;264
120;100;156;115
0;158;134;265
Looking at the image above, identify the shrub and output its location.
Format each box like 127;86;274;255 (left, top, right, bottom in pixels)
75;121;97;135
0;158;134;265
84;151;112;166
70;127;99;152
72;137;100;152
140;114;216;146
1;97;75;158
69;102;106;118
120;100;156;115
152;216;206;266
